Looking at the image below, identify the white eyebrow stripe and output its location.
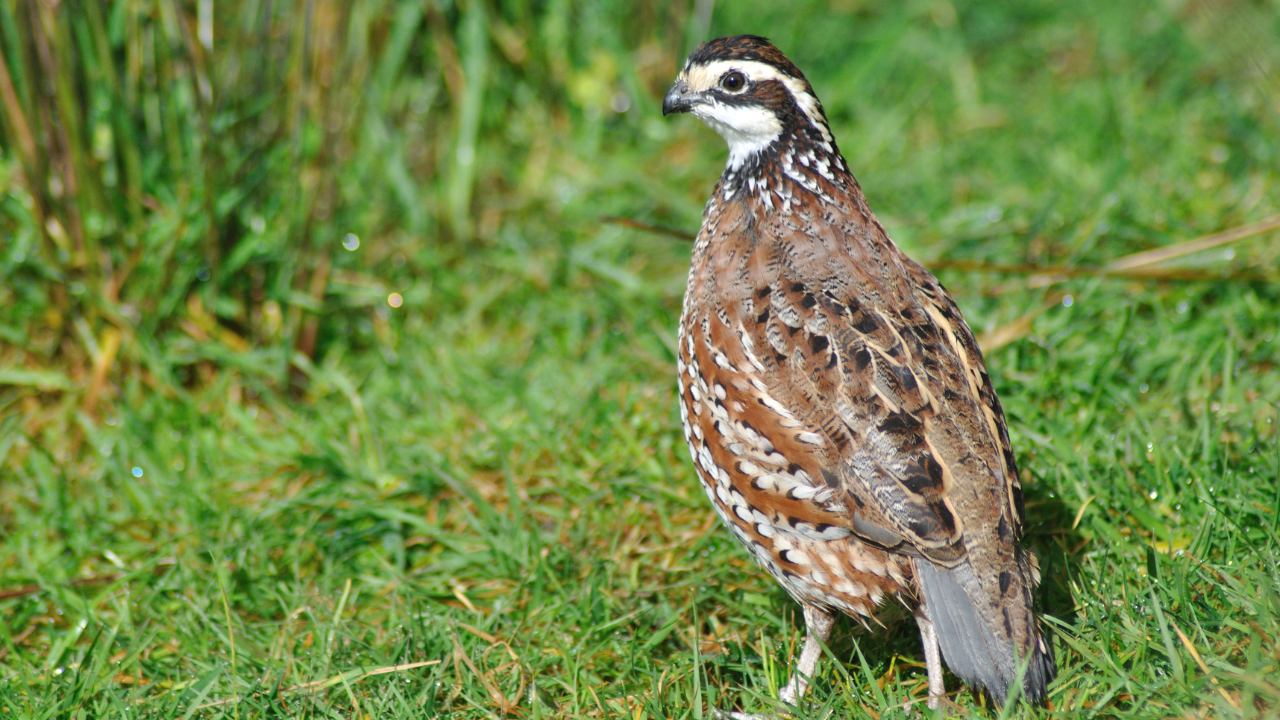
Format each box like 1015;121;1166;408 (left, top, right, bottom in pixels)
681;59;831;143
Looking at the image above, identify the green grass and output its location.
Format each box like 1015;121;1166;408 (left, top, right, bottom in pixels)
2;0;1280;717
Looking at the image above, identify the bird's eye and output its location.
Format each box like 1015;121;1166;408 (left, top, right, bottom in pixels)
720;71;746;92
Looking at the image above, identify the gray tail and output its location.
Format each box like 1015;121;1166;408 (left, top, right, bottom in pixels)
915;559;1055;706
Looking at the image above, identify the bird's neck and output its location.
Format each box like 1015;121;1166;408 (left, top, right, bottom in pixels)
715;120;856;211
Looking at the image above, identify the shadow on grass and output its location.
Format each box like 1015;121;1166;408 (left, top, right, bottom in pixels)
1023;477;1086;650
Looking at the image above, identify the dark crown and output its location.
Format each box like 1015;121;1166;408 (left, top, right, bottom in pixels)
685;36;808;83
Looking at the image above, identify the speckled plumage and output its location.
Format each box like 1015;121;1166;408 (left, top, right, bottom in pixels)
665;35;1054;712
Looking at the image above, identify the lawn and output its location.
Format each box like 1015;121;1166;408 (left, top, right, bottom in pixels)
2;0;1279;717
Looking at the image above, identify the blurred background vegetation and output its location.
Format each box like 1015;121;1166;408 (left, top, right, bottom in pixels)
2;0;1279;717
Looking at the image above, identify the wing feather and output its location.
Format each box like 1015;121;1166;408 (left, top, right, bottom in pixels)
685;204;1023;568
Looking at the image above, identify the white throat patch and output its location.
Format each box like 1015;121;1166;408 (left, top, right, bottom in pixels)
692;101;782;170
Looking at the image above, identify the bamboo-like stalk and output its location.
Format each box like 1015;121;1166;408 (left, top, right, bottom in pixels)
1107;215;1280;271
168;0;221;286
0;35;36;169
0;1;785;398
0;30;45;249
28;0;89;269
446;0;489;240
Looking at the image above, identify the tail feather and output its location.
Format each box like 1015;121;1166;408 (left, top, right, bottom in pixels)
915;560;1055;706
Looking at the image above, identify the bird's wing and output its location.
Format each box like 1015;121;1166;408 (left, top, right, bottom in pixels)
686;203;1025;567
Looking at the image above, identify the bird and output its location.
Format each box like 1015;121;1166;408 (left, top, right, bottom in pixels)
662;35;1055;714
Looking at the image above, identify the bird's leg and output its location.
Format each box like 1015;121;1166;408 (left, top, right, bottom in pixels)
779;604;835;704
913;597;945;711
712;604;835;720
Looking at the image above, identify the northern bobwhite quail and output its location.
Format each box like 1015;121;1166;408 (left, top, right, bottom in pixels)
663;36;1054;713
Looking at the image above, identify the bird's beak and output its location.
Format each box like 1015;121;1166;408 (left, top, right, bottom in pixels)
663;81;695;116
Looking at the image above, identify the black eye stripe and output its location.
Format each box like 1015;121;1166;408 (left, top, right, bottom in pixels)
703;78;793;109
